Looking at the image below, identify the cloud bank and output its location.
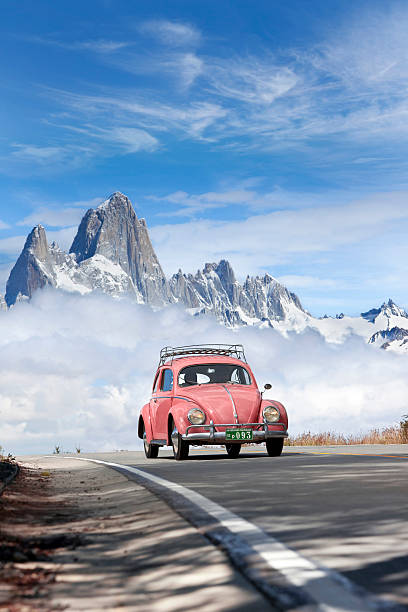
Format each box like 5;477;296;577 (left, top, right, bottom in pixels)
0;289;406;456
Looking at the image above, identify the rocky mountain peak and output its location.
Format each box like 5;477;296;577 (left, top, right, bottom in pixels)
5;225;52;307
362;299;408;323
25;224;49;260
69;193;171;305
203;262;218;275
97;191;133;213
4;191;307;327
381;299;408;318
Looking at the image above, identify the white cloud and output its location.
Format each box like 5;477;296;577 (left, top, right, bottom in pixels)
207;57;299;104
0;262;14;292
46;226;78;251
310;7;408;90
150;190;408;277
108;127;159;153
277;275;338;290
18;207;87;228
0;289;406;456
63;40;130;53
11;144;65;162
177;52;203;88
140;20;201;47
6;142;96;174
149;184;312;217
48;89;227;140
28;35;130;54
0;235;26;256
13;7;408;168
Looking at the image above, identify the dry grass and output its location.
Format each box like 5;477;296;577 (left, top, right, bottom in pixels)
285;419;408;446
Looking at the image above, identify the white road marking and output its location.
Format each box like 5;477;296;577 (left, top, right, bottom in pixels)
67;457;391;612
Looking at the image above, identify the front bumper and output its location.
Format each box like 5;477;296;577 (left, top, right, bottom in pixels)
182;421;288;444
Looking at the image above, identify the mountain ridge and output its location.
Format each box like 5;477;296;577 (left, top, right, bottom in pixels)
3;192;408;352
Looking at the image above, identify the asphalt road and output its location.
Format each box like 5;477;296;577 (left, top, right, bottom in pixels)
81;445;408;610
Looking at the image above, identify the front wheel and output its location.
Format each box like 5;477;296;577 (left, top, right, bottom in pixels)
171;423;189;460
225;444;241;458
266;438;284;457
143;428;159;459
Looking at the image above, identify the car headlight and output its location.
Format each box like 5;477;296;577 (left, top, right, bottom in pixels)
263;405;280;423
187;407;206;425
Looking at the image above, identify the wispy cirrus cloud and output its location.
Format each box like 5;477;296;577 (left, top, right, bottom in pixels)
47;88;227;140
207;56;299;105
27;35;131;54
15;6;408;171
139;19;201;47
7;143;96;175
11;144;66;162
148;184;306;217
97;127;160;153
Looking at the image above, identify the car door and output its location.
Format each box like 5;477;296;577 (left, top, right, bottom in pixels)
149;369;162;439
155;368;174;437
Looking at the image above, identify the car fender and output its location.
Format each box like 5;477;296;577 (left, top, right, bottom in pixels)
168;398;197;442
259;398;288;429
138;403;153;442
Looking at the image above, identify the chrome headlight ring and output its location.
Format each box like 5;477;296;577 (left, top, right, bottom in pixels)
187;407;206;425
263;405;280;423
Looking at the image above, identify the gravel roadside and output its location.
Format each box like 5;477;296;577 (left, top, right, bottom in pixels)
0;455;275;611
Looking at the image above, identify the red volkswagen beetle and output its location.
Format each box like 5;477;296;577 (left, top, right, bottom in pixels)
138;344;288;460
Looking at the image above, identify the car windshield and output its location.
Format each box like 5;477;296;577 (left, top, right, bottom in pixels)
178;363;251;387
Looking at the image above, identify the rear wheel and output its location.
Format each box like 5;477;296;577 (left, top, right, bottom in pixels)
225;444;241;458
171;421;189;460
266;438;284;457
143;424;159;459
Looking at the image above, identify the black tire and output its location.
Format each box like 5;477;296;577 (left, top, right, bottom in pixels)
171;421;189;460
143;424;159;459
266;438;284;457
225;444;241;458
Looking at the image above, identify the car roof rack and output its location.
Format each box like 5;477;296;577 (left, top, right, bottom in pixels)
159;344;246;366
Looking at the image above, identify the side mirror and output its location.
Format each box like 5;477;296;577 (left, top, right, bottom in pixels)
264;383;272;390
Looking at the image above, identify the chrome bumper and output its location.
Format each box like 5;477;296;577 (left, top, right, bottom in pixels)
182;421;288;444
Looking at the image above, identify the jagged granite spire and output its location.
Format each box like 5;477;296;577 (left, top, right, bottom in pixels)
170;261;307;327
70;192;171;305
4;192;307;327
5;225;53;306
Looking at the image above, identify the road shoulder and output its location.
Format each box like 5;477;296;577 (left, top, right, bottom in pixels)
1;455;275;611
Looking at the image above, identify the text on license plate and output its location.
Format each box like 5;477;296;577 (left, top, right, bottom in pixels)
226;429;253;441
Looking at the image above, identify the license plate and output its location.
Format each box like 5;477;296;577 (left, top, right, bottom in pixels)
225;429;253;441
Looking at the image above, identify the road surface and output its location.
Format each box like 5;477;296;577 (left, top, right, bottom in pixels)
78;444;408;610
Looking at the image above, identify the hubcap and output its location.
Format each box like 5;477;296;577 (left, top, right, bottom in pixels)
143;432;149;451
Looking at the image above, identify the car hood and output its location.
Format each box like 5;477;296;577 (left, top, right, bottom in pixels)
176;384;261;424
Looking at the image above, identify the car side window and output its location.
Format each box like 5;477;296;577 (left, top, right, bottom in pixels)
153;371;161;392
161;369;173;392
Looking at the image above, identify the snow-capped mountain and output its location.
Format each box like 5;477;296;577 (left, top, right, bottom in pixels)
5;224;142;305
307;299;408;352
170;260;309;328
69;192;172;306
3;192;408;352
5;192;306;327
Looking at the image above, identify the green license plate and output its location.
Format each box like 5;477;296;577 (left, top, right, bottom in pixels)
225;429;253;441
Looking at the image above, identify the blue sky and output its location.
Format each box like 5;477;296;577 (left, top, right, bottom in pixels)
2;0;408;315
